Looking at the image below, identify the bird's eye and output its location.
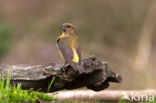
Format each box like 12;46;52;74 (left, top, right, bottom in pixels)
66;25;71;28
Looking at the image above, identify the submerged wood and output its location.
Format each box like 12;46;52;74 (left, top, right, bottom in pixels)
0;56;122;92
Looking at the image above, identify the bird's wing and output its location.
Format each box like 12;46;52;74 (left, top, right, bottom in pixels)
57;38;78;67
57;36;80;70
75;38;81;64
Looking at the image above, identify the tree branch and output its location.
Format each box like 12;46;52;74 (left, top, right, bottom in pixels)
49;90;156;102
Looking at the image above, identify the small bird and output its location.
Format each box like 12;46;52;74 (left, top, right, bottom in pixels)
56;23;84;74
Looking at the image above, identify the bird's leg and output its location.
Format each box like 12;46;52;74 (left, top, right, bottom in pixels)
62;61;67;73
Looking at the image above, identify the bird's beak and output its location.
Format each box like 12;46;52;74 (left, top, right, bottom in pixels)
60;25;67;30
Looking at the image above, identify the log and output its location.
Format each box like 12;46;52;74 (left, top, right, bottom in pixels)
49;90;156;102
0;55;122;92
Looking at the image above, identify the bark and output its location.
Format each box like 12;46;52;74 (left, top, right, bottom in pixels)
0;55;122;92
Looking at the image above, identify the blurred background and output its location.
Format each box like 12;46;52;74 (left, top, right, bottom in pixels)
0;0;155;90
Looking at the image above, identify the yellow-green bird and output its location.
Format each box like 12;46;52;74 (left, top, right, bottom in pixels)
56;23;84;74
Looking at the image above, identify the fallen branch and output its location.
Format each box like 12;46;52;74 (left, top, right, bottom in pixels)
49;90;156;102
0;56;122;92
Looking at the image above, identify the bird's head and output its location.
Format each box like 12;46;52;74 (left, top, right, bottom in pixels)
60;23;75;35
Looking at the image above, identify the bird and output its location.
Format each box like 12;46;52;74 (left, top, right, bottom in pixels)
56;23;85;74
